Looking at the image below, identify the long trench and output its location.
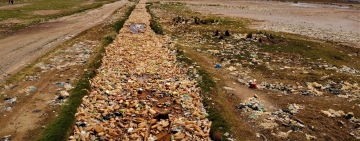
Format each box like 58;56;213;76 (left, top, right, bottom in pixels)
69;0;211;140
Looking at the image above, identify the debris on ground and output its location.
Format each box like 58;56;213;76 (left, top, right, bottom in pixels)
69;1;211;140
0;135;11;141
288;103;304;114
321;109;345;118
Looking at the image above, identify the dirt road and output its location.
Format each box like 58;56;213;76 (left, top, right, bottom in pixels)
0;0;128;84
168;0;360;47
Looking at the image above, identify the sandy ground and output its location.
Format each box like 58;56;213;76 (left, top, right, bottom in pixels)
0;0;128;85
167;0;360;47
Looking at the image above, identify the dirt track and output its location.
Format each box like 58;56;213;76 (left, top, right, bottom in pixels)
0;0;128;84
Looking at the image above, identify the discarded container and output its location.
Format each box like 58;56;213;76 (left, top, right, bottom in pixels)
215;64;222;68
4;97;16;104
57;82;65;87
249;82;258;89
29;86;36;92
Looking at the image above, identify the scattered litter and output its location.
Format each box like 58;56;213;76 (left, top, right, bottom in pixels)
60;91;70;98
321;109;345;118
249;81;258;89
215;64;222;68
0;135;11;141
288;103;304;114
57;82;65;87
224;87;235;91
273;130;292;138
4;97;16;104
29;86;36;92
64;83;73;91
5;107;12;112
227;66;237;71
32;109;41;113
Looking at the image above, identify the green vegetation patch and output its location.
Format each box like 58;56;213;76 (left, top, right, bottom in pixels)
146;2;164;35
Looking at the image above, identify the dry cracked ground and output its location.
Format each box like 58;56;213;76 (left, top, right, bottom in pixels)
0;0;360;141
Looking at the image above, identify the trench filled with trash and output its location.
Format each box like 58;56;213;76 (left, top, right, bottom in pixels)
69;1;211;140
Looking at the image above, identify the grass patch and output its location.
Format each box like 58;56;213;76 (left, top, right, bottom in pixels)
146;2;164;35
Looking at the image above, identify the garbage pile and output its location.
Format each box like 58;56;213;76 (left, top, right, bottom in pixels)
69;1;211;140
0;135;11;141
166;23;360;99
1;97;16;112
236;96;310;138
321;109;345;118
